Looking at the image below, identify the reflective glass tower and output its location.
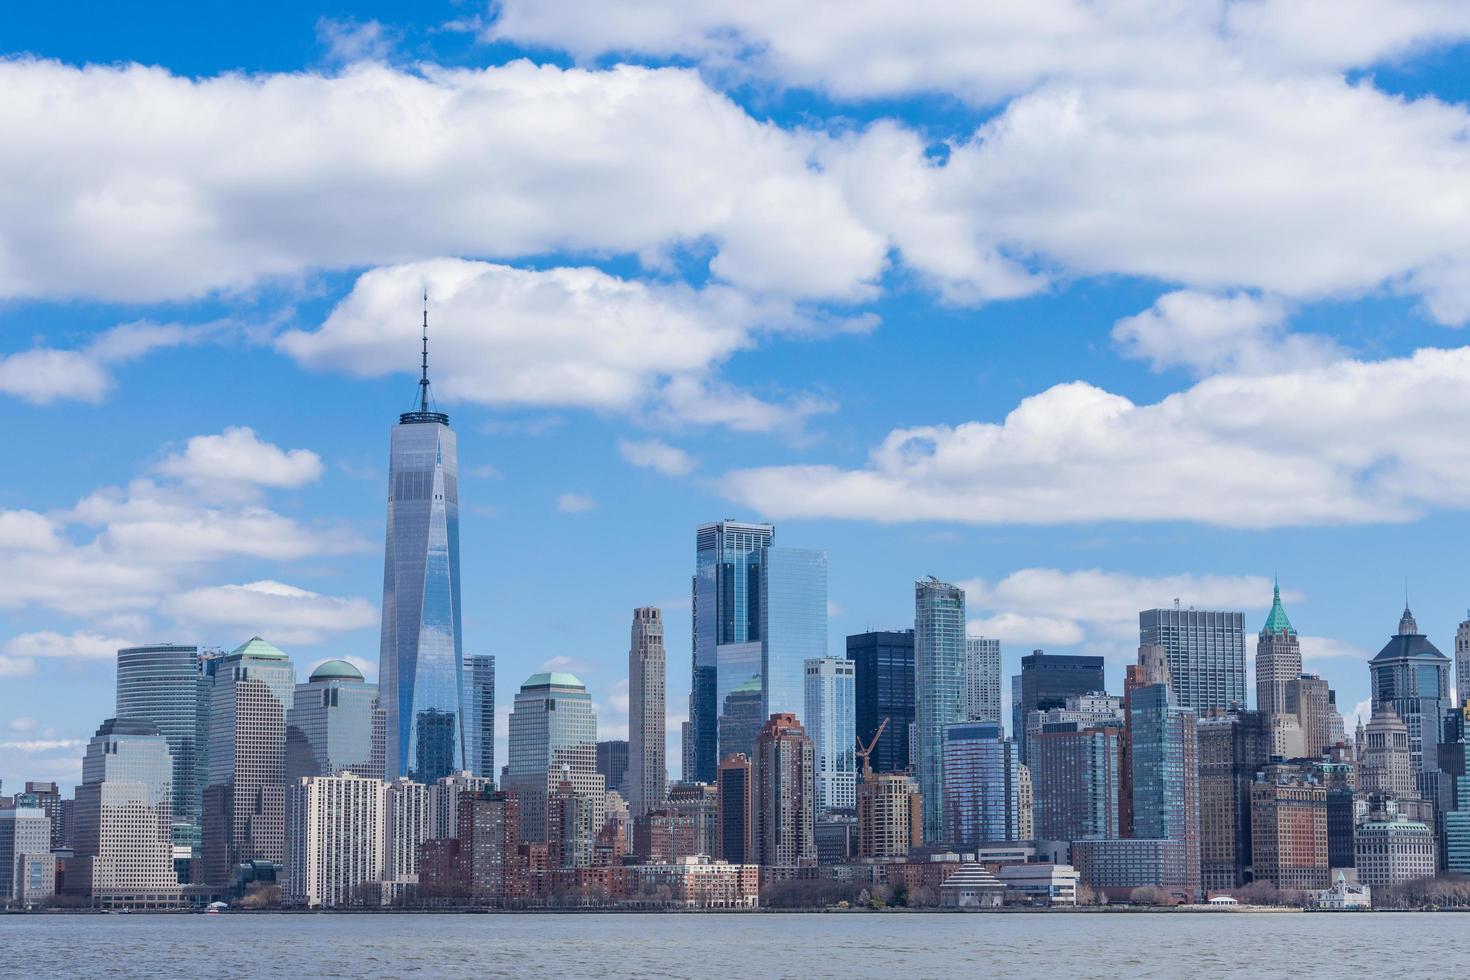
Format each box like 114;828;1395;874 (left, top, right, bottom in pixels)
379;299;464;783
762;547;829;720
285;660;384;781
116;644;205;844
915;577;967;843
462;655;496;783
846;630;914;776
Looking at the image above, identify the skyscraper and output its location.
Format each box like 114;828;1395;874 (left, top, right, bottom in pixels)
116;644;206;854
857;772;921;860
804;658;856;812
966;638;1002;724
1030;722;1122;843
1129;683;1201;900
846;630;914;775
760;547;828;720
941;722;1023;846
628;606;667;817
1196;709;1272;890
379;301;464;783
915;577;967;843
752;713;817;868
716;753;754;864
1456;613;1470;709
1017;650;1105;761
1370;605;1451;791
70;718;180;908
1255;581;1301;718
1285;673;1335;757
201;637;295;886
285;660;384;782
462;655;496;782
693;521;774;783
595;740;629;797
285;773;385;908
1139;607;1246;713
504;672;602;843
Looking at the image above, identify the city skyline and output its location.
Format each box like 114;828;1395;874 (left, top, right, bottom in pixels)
12;3;1470;800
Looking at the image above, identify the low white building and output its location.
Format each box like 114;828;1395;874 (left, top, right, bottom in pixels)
939;864;1005;909
1313;872;1372;910
998;862;1079;906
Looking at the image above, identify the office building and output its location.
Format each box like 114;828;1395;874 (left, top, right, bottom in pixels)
285;660;384;782
761;546;829;722
379;310;465;783
942;722;1023;846
804;658;856;812
628;607;667;817
1370;606;1451;793
1070;837;1195;903
1355;814;1437;888
1023;693;1123;751
1457;613;1470;709
997;862;1080;907
285;773;385;908
1196;709;1272;890
666;782;718;858
692;521;775;782
1359;702;1416;800
201;637;295;886
504;673;603;843
596;740;629;799
0;807;52;906
1139;607;1246;714
115;644;207;846
915;578;967;843
1250;768;1329;891
1017;651;1106;761
547;777;601;868
966;638;1001;724
1129;682;1201;899
814;810;859;865
1255;581;1301;719
716;753;754;864
857;772;921;860
16;782;64;851
1286;673;1336;758
752;713;817;868
846;630;914;775
68;719;179;908
633;808;698;863
1030;722;1122;842
462;655;496;782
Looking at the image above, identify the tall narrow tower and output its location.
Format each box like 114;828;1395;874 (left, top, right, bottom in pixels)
628;607;667;817
379;295;464;782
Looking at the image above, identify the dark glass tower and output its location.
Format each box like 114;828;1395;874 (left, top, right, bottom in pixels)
846;630;914;775
1017;650;1105;760
379;298;464;782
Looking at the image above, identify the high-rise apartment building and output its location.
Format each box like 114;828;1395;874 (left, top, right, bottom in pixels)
1130;682;1201;900
201;637;295;886
382;777;432;898
115;644;207;848
1255;582;1301;718
70;718;180;908
857;772;921;860
285;773;385;908
1196;709;1272;890
692;521;775;783
285;660;384;782
462;655;496;782
1017;651;1105;761
752;713;817;868
804;658;855;812
1139;607;1246;714
666;782;718;858
455;790;520;904
915;577;967;843
941;722;1023;846
1249;767;1329;891
379;309;464;783
965;638;1002;724
1370;606;1451;791
846;630;914;775
430;770;494;840
504;672;603;843
1030;722;1122;842
716;753;754;864
628;607;667;817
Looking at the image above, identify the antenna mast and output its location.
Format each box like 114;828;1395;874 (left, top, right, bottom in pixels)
419;289;430;415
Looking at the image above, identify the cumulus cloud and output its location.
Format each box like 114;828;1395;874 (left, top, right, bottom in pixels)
0;321;207;405
316;17;396;64
1113;291;1342;376
156;427;324;488
2;630;137;661
720;347;1470;529
7;717;37;733
279;259;837;432
161;580;376;645
0;737;87;787
1300;636;1374;662
0;59;883;303
618;438;697;476
556;493;596;514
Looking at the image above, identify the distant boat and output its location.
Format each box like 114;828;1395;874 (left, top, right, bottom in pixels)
206;902;229;915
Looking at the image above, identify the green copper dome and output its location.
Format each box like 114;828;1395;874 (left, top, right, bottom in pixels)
1260;579;1295;636
229;636;288;660
309;659;364;682
523;671;585;690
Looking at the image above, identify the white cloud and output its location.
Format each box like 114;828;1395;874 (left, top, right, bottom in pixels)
1113;291;1342;376
0;738;87;789
0;60;883;303
7;717;37;733
968;612;1086;647
162;581;376;646
0;658;35;677
156;427;324;488
556;493;597;514
279;259;834;432
2;630;136;661
618;438;696;477
316;17;395;63
720;347;1470;529
539;655;597;674
0;320;206;405
1300;636;1373;662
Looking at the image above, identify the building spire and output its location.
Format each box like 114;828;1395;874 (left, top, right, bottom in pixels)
419;289;430;415
1261;575;1295;637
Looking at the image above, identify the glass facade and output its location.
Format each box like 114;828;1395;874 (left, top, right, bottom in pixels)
1030;723;1121;841
380;411;463;783
846;630;914;775
505;672;598;842
762;547;828;721
692;521;774;782
1138;608;1246;714
915;578;967;843
1370;614;1450;784
941;722;1022;846
804;658;856;812
1017;650;1105;762
115;644;204;837
1129;683;1201;895
284;662;384;781
462;655;496;782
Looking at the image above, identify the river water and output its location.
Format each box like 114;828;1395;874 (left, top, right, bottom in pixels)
1;910;1461;977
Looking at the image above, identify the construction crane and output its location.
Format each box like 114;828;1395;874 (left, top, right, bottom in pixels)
855;716;890;781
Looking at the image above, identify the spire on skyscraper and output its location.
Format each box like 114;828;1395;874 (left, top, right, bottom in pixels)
400;289;449;426
1261;576;1296;637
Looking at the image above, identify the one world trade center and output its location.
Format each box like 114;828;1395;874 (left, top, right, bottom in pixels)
379;297;464;782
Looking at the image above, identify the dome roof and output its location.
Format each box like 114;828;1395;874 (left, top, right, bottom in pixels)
229;636;288;660
309;659;364;683
523;671;584;690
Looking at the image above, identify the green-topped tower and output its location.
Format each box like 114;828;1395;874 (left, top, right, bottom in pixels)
1255;578;1301;719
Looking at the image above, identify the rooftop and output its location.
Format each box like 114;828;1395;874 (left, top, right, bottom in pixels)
522;671;585;690
228;636;288;661
1260;578;1296;636
309;659;365;683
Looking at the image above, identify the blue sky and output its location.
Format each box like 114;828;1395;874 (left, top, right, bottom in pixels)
6;1;1470;789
